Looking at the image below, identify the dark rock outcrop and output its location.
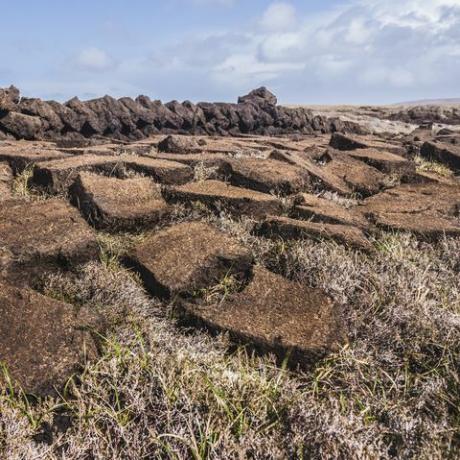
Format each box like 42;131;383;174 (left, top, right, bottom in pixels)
0;86;364;141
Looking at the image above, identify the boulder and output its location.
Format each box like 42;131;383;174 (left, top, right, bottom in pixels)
125;221;253;298
165;179;284;218
180;266;345;365
0;282;99;396
70;172;170;231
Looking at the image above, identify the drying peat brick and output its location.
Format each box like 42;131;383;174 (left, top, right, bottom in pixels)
157;135;200;154
257;215;373;252
70;172;170;231
293;193;368;228
345;148;415;176
0;162;13;200
329;132;405;155
226;157;310;196
123;156;193;185
0;144;70;173
0;282;99;396
268;149;353;196
320;150;386;197
32;154;122;193
0;198;98;283
165;179;283;218
420;141;460;171
359;183;460;239
180;266;345;366
125;221;253;298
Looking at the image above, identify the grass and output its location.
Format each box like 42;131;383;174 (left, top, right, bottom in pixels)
0;221;460;459
414;155;453;177
1;213;460;458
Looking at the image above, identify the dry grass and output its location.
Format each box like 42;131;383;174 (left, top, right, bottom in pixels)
1;213;460;459
414;155;453;177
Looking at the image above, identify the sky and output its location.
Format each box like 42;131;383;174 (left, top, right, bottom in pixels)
1;0;459;104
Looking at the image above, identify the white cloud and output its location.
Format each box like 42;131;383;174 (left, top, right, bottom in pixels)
75;47;115;72
51;0;460;103
260;2;297;32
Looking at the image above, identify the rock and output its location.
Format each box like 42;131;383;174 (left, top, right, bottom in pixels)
238;87;277;107
0;199;99;284
0;112;44;140
0;144;70;173
227;157;310;196
0;282;99;396
257;215;373;252
293;193;368;228
70;172;170;231
165;179;284;218
359;183;460;239
0;162;13;200
320;150;386;196
157;135;200;154
420;141;460;170
32;154;122;193
125;221;253;298
180;266;345;365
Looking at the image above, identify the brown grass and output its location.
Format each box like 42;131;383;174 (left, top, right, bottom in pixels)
1;211;459;459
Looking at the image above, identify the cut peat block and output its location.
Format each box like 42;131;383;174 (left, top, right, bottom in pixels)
180;266;345;366
257;215;373;252
346;148;415;176
125;221;253;298
0;144;70;173
153;152;229;170
268;149;352;195
0;282;99;397
165;180;283;218
0;199;98;283
70;172;170;231
0;162;13;201
32;154;122;193
329;132;406;155
293;193;368;229
227;157;310;196
32;154;193;193
420;141;460;171
321;150;386;197
123;156;193;185
359;183;460;239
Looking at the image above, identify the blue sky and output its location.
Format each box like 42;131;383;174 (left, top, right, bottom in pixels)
1;0;459;104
